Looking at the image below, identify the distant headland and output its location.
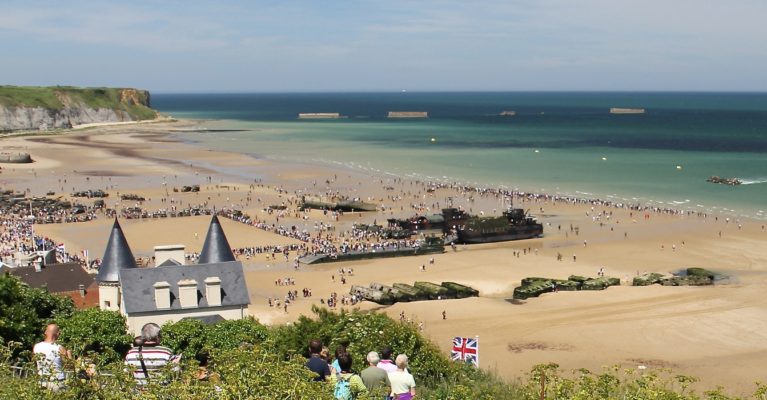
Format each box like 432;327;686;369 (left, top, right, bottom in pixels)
0;86;159;132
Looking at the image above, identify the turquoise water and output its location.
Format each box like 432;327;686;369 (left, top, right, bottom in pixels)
153;93;767;218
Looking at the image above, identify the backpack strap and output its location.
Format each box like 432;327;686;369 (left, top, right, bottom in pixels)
137;345;150;383
341;373;357;381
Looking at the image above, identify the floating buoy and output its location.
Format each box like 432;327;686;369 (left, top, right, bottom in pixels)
602;157;608;161
430;137;436;142
534;149;540;153
676;165;683;170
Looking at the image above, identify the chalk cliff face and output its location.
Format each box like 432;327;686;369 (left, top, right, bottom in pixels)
0;87;157;132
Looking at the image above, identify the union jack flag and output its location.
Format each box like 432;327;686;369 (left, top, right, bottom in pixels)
451;337;479;367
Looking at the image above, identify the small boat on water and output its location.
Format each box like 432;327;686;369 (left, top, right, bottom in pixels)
706;176;742;186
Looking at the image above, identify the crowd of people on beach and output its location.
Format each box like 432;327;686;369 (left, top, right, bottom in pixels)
218;208;427;259
0;212;85;266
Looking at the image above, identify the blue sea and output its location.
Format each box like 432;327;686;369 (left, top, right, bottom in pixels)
152;92;767;219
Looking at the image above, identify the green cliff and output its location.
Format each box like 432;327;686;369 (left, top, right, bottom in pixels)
0;86;159;132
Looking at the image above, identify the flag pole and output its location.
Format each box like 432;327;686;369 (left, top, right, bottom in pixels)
475;335;480;368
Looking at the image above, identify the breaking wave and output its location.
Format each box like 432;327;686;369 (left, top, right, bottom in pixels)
738;178;767;185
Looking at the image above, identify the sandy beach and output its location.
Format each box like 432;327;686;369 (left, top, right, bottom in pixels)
2;121;766;394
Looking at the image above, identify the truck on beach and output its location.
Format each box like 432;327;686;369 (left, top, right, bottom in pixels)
454;208;543;244
389;207;543;244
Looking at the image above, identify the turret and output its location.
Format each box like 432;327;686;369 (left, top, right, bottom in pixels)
96;218;136;311
197;215;235;264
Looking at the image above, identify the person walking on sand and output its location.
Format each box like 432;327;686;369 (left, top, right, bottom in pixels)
442;310;446;320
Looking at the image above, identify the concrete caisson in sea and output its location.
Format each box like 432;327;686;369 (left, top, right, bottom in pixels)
609;108;645;114
387;111;428;118
298;113;344;119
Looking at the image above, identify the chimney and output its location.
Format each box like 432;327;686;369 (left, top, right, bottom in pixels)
178;279;198;308
78;284;86;298
153;245;185;267
205;277;222;306
153;281;170;309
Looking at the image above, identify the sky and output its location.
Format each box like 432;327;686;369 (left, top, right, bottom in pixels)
1;0;766;93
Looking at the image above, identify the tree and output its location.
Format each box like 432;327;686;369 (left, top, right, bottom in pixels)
0;274;73;351
56;308;132;363
162;317;269;361
160;318;207;360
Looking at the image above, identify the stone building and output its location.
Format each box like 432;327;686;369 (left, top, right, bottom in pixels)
96;216;250;334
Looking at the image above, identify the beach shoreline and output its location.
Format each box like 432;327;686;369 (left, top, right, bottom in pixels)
2;120;766;394
165;116;767;221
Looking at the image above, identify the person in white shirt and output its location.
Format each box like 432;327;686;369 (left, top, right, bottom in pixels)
33;323;71;391
388;354;416;400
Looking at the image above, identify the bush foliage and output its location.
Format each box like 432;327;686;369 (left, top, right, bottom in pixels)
0;273;74;354
1;275;766;399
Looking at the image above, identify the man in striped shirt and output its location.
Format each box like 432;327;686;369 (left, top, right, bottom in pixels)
124;323;180;385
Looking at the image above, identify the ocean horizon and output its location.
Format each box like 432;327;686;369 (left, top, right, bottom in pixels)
152;92;767;219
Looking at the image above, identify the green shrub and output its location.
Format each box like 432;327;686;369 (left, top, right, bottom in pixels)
56;308;132;363
0;274;74;352
162;317;269;361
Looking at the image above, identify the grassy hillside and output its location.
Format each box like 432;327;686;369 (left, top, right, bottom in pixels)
0;85;157;120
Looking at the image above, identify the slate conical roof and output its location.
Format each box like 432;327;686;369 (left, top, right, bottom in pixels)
198;215;236;264
96;218;137;282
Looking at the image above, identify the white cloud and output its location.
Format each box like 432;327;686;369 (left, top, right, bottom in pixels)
1;0;766;91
